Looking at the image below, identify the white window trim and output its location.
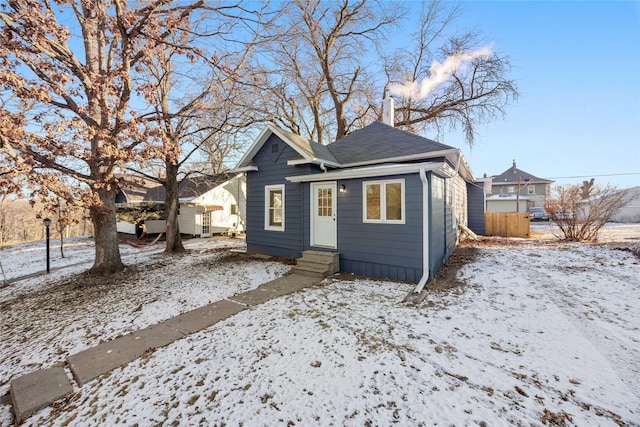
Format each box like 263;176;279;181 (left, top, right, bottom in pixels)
264;184;285;231
362;179;405;224
528;186;536;195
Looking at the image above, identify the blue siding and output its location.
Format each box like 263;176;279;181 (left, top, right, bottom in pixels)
429;174;446;279
331;174;424;283
245;134;313;259
245;134;460;283
444;178;457;259
467;182;485;235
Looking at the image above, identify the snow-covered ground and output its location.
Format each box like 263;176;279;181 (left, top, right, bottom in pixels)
1;224;639;426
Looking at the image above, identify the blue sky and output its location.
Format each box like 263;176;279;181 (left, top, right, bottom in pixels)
431;1;640;189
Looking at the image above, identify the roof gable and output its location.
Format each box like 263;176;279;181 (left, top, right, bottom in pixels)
492;161;553;185
235;125;337;169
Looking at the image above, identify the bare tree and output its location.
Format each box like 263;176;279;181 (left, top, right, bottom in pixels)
386;1;518;145
251;1;517;146
551;183;628;241
256;0;401;144
581;178;595;199
0;0;222;274
128;4;270;252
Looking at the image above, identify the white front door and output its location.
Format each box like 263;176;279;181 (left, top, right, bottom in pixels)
311;182;337;248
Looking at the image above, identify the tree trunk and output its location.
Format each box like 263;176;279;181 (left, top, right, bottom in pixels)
334;102;347;140
89;188;125;275
164;162;185;253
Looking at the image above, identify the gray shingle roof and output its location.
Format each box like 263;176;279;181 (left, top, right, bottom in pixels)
117;173;235;203
326;122;455;164
273;126;338;164
491;161;553;184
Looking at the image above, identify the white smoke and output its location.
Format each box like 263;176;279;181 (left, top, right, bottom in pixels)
390;45;493;99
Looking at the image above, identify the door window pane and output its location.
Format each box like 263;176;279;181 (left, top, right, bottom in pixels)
317;188;333;217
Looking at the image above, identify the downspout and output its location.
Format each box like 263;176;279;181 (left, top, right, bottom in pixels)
413;168;430;294
320;162;327;173
452;150;462;233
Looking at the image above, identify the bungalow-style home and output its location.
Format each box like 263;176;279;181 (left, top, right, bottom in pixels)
115;173;246;237
234;109;483;288
485;160;553;212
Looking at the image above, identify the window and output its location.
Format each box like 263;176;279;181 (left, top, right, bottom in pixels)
265;185;285;231
508;185;515;194
527;187;535;195
230;204;237;215
363;179;404;223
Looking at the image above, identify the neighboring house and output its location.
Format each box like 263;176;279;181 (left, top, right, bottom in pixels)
116;173;246;237
576;186;640;223
234;117;483;286
485;160;553;212
613;186;640;222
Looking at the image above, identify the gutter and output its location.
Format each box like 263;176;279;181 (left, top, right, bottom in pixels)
412;167;430;295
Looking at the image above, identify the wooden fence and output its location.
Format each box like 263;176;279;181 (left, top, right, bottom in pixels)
484;212;530;238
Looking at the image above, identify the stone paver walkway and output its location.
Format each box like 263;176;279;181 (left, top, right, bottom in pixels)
9;272;318;423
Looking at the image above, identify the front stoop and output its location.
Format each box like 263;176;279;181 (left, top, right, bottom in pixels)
291;251;340;278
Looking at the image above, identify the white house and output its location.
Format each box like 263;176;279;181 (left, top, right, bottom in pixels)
116;173;246;237
576;186;640;223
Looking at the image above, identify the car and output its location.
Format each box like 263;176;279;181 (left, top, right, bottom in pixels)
553;209;574;220
528;207;550;221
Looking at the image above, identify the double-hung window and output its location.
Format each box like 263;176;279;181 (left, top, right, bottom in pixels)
265;185;285;231
363;179;404;223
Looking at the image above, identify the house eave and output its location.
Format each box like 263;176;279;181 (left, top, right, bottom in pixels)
492;180;554;186
486;195;532;201
339;149;474;183
286;161;455;183
233;165;258;173
287;158;341;168
337;148;457;168
284;148;474;182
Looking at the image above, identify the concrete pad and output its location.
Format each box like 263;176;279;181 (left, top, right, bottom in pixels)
67;323;183;386
229;274;317;306
229;288;281;306
163;299;247;334
11;273;321;422
10;367;73;423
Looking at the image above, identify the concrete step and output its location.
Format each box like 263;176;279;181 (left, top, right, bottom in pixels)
290;265;328;278
300;251;339;264
296;259;332;271
293;251;340;278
